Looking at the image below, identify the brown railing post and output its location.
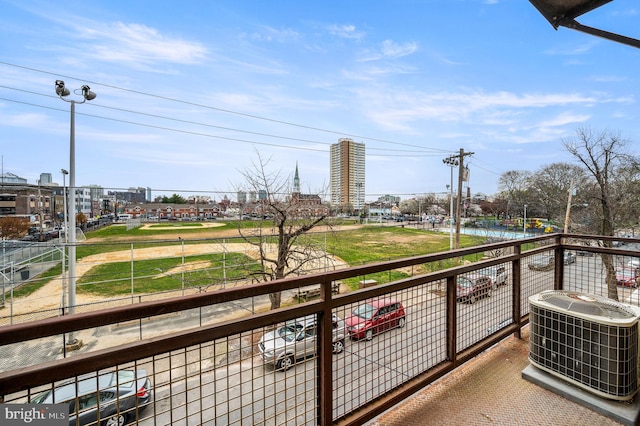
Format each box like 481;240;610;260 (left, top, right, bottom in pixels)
512;243;522;339
554;235;563;290
318;279;334;425
446;275;457;365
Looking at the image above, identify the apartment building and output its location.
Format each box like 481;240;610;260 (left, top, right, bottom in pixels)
330;138;365;211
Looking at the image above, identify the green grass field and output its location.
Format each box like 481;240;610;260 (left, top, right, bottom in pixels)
11;223;486;298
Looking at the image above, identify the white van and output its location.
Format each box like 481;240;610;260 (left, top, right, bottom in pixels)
117;214;132;221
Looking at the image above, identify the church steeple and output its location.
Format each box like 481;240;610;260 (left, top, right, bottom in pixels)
293;162;300;193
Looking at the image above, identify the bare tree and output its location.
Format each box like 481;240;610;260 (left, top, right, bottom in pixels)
236;152;331;310
563;127;639;300
497;170;533;218
612;165;640;234
529;163;587;223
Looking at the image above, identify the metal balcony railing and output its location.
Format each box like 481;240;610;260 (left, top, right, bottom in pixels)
0;233;638;425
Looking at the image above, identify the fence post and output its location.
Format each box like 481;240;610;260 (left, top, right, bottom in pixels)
512;243;522;340
181;238;185;296
130;243;136;303
446;275;457;364
318;281;334;425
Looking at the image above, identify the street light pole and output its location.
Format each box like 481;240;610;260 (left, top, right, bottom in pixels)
55;80;96;348
61;169;68;314
443;156;459;250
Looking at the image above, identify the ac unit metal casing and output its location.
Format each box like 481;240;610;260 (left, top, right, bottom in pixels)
529;290;640;401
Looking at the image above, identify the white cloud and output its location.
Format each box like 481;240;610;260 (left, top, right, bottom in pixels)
543;40;598;56
587;75;628;83
327;24;365;40
79;22;208;66
358;39;418;62
534;112;591;129
380;40;418;58
247;26;300;42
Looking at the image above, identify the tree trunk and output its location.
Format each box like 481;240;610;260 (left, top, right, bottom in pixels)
269;292;281;311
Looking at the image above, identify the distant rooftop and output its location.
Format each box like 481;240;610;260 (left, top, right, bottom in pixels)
0;172;27;184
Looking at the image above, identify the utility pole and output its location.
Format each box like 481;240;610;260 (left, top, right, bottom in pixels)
445;148;474;250
442;156;459;251
563;179;575;234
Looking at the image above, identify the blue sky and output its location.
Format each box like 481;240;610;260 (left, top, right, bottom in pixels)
1;0;638;202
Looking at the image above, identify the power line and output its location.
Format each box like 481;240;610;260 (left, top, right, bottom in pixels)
0;89;451;157
0;61;453;154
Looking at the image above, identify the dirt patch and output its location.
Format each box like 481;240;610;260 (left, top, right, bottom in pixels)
6;238;349;318
153;261;212;278
139;222;226;231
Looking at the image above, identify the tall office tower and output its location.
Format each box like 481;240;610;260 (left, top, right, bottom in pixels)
330;138;365;210
39;173;52;185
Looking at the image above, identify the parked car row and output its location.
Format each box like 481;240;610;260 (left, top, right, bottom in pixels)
20;229;60;242
258;299;407;371
259;266;518;372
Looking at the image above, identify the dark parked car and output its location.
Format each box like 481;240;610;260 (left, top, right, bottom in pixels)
30;369;152;426
456;275;493;304
45;229;60;239
346;298;406;341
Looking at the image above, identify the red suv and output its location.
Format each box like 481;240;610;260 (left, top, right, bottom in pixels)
345;298;406;341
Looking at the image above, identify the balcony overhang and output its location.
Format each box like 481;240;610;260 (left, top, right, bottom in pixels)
529;0;640;49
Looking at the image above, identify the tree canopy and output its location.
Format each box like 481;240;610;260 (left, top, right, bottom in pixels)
161;194;187;204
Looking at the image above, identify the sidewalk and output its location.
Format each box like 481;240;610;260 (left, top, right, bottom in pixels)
367;326;623;426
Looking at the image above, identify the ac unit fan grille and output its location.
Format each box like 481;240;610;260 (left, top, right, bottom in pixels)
529;304;639;400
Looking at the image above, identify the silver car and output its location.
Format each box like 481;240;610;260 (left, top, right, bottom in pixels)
468;265;509;290
30;369;152;426
258;314;346;371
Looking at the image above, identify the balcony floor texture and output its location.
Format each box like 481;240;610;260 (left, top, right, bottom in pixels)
367;326;627;426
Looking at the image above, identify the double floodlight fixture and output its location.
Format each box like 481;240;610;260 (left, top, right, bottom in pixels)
55;80;96;102
442;156;459;167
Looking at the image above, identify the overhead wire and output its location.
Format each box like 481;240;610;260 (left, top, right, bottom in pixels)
0;61;454;156
0;92;451;158
0;61;469;197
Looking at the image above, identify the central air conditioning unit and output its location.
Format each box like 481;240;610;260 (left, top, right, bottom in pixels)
529;290;640;401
